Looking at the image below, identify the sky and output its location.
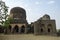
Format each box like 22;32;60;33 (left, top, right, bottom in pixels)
1;0;60;29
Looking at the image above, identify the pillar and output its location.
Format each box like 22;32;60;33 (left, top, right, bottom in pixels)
25;25;28;34
34;22;39;35
19;27;21;33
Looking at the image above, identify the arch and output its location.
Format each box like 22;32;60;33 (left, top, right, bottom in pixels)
21;25;25;33
41;28;43;32
48;28;50;32
40;24;45;33
13;25;19;33
47;24;52;33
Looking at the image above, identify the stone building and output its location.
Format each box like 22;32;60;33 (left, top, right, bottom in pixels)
34;14;57;35
9;7;28;33
7;7;56;35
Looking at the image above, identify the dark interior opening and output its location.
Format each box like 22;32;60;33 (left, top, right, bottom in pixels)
48;28;50;32
21;25;25;33
14;25;19;33
41;28;43;32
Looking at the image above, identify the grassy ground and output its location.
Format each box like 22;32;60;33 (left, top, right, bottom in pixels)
0;34;60;40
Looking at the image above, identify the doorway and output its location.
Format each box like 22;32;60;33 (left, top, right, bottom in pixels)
14;25;19;33
21;25;25;33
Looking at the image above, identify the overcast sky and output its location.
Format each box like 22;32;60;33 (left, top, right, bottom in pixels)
2;0;60;29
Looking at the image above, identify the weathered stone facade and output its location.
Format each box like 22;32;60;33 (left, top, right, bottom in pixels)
9;7;28;33
7;7;57;35
34;14;57;35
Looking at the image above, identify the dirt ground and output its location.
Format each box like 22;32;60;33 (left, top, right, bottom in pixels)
0;34;60;40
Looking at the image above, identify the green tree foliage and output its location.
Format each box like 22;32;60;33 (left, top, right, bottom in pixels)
0;0;8;25
3;17;14;28
8;17;14;22
3;20;10;28
3;17;14;34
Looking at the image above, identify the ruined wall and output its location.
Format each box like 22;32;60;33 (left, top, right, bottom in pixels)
34;20;56;35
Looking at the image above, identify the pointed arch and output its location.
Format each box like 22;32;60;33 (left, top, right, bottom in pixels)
21;25;25;33
13;25;19;33
40;24;45;33
47;24;52;33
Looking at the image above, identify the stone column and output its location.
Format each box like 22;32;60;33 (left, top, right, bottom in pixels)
45;25;48;35
11;27;14;33
19;27;21;33
25;25;27;34
34;22;39;35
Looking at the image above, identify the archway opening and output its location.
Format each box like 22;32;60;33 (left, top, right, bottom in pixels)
41;28;43;32
48;28;50;32
14;25;19;33
40;24;45;33
47;24;52;33
21;25;25;33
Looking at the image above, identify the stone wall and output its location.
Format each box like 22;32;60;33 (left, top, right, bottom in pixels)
34;20;57;35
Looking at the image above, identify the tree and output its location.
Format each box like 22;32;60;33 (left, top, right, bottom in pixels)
3;17;14;34
0;0;8;25
0;0;9;34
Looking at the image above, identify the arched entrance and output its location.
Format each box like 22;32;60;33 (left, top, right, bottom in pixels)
47;24;52;33
21;25;25;33
48;28;50;32
41;28;43;32
40;24;45;33
13;25;19;33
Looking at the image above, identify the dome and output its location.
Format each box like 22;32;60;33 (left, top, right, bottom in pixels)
10;7;26;20
10;7;26;14
42;14;50;20
10;7;27;23
43;14;50;18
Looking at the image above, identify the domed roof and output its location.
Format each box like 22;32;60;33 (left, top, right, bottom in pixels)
42;14;50;20
10;7;26;13
43;14;50;18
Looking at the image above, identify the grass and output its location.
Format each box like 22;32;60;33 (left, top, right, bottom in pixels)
0;34;60;40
